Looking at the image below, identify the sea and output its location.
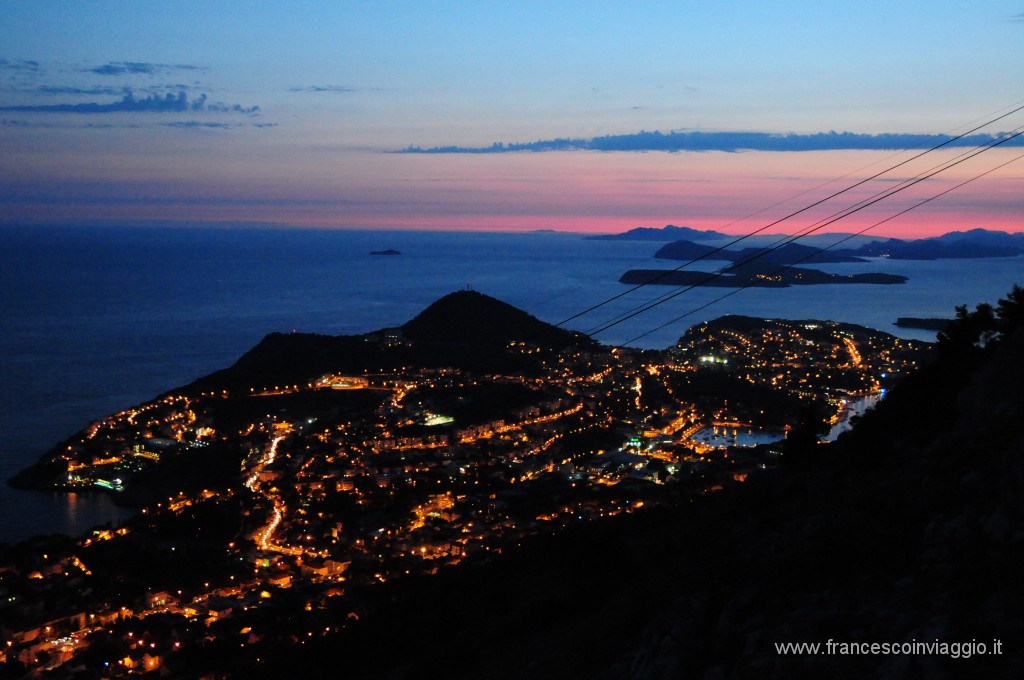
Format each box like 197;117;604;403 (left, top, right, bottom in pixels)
2;223;1021;544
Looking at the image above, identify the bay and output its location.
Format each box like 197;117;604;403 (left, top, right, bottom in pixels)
1;223;1020;543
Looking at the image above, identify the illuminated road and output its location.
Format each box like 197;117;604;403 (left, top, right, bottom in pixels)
245;434;283;490
246;435;301;554
842;336;862;366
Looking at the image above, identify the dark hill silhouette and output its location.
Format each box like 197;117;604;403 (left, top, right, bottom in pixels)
651;239;722;260
932;228;1024;248
649;230;1024;265
847;238;1021;260
401;290;587;348
727;241;866;264
184;291;591;393
186;332;378;393
587;224;729;242
653;239;866;264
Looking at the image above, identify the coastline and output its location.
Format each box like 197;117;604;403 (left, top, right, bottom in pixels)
2;226;1020;543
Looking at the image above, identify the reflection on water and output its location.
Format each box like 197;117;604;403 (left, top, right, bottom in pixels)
0;489;133;544
689;392;883;451
825;393;882;441
691;426;786;449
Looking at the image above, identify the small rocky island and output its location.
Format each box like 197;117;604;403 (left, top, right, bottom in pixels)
370;248;401;255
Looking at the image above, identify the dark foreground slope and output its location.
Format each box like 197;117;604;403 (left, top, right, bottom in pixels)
248;287;1024;680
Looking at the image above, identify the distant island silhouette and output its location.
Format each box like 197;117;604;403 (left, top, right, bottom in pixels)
654;240;868;264
369;248;402;255
621;267;906;288
895;317;954;331
627;227;1024;261
587;224;729;242
617;228;1023;288
834;228;1024;259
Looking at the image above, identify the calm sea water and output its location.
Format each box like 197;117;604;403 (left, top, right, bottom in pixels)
1;224;1021;543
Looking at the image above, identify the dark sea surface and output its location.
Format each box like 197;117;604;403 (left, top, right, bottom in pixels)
2;224;1021;543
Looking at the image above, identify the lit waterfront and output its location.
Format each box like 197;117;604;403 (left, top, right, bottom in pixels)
690;427;786;449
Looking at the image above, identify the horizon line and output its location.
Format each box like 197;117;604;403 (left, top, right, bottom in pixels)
2;218;1020;240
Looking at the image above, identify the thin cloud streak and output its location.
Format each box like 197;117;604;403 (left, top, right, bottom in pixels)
402;130;1024;154
2;118;275;130
18;85;127;96
160;121;278;129
290;85;356;93
0;58;42;73
0;91;259;114
82;61;207;76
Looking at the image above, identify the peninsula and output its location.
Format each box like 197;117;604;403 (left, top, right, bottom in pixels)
5;290;935;676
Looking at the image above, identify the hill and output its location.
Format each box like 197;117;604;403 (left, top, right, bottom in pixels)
653;239;867;264
932;228;1024;248
587;225;729;242
650;239;722;260
400;290;585;348
183;291;590;393
847;238;1021;260
645;230;1024;266
726;241;867;264
829;229;1024;260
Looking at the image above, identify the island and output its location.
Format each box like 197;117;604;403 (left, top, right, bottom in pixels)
620;267;906;287
631;238;905;287
619;230;1024;289
653;239;869;264
842;238;1022;260
369;248;402;255
895;316;954;331
586;224;729;242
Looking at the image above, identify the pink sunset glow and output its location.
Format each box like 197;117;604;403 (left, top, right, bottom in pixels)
2;4;1022;238
5;147;1019;239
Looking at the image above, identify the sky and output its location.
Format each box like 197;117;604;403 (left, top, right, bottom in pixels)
1;1;1023;237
